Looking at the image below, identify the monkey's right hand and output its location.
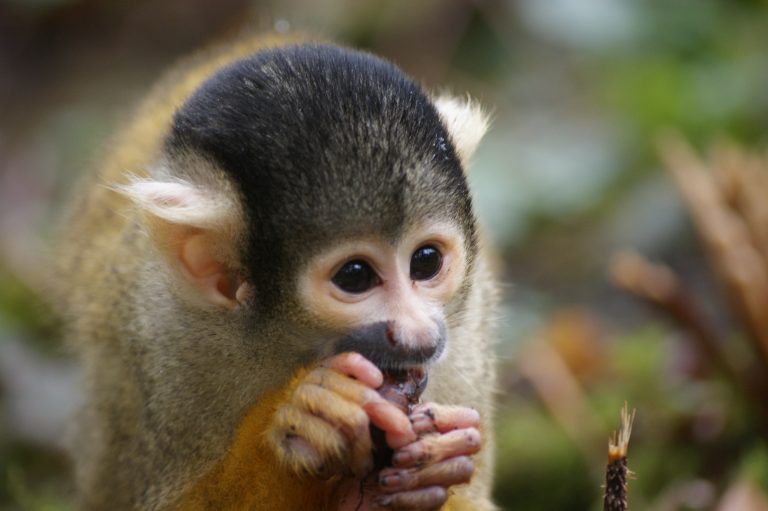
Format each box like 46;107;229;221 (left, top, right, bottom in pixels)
267;352;417;478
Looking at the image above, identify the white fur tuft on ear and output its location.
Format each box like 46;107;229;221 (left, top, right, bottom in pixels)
114;176;245;309
115;178;238;230
434;95;490;170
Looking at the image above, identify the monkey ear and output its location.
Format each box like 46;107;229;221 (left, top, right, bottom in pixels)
434;95;490;170
116;178;248;309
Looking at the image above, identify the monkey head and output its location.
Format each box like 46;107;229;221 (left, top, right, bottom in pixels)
118;43;489;375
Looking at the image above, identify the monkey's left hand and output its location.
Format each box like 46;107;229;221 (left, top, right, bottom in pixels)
337;402;482;510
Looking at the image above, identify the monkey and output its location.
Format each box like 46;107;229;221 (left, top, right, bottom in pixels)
54;33;497;511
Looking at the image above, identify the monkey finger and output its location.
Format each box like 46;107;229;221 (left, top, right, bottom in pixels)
277;394;373;476
384;427;419;451
392;428;481;468
348;445;375;478
378;456;474;493
375;486;447;510
270;404;347;477
280;435;334;479
322;352;383;388
295;382;370;430
409;403;480;435
304;368;383;406
294;384;374;475
364;401;416;449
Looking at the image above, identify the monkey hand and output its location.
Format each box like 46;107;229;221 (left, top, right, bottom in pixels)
337;403;481;511
375;402;481;510
267;352;416;478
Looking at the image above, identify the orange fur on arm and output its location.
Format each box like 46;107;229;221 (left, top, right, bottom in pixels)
175;369;339;510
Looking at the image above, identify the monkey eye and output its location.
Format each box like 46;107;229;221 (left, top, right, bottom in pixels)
332;260;381;294
410;245;442;281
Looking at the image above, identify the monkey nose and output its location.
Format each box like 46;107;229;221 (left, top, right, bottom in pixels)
333;321;446;369
387;321;443;361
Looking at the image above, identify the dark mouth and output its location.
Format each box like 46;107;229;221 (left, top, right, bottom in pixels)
380;365;429;401
383;364;426;380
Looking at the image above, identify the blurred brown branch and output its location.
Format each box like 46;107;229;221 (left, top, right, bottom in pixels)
611;135;768;434
610;250;768;425
659;134;768;368
518;334;603;466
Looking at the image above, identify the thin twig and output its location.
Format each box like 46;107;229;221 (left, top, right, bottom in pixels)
603;403;635;511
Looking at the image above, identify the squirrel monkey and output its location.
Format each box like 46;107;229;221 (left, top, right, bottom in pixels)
56;34;497;510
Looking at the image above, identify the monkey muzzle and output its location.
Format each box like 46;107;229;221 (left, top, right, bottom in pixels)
332;320;446;373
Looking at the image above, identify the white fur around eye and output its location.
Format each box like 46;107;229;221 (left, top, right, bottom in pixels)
401;222;468;299
434;95;490;169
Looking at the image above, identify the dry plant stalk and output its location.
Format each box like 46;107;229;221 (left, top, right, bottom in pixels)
603;404;635;511
610;251;768;422
609;251;728;369
517;338;601;464
612;136;768;430
659;135;768;368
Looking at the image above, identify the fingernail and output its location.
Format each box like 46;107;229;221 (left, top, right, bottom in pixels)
410;412;436;433
379;473;403;489
375;495;392;507
392;450;413;467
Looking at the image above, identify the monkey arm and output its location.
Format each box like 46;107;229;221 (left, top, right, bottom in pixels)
174;355;488;511
175;353;413;510
174;367;338;510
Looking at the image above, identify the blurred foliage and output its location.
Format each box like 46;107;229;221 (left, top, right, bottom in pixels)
0;267;60;350
3;444;72;511
494;400;594;509
3;0;768;509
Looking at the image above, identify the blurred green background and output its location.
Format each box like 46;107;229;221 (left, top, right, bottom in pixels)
2;0;768;509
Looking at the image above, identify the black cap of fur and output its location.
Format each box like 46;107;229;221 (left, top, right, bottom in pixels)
167;43;476;312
